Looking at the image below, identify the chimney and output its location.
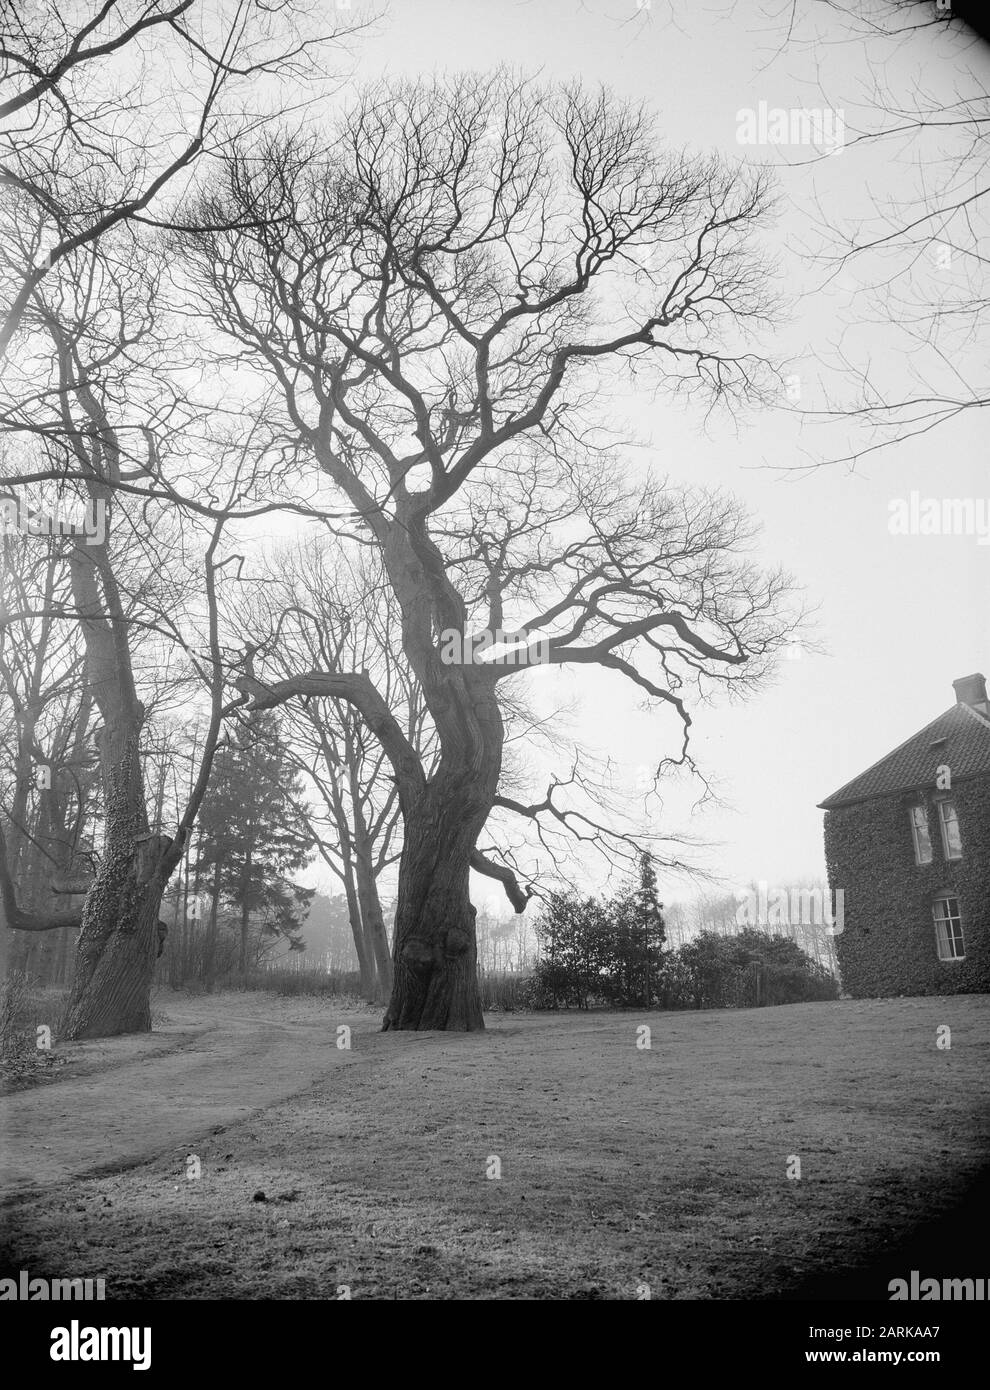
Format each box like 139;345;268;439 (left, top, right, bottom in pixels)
953;672;988;713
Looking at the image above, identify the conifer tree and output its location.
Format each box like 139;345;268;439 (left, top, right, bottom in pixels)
196;714;315;975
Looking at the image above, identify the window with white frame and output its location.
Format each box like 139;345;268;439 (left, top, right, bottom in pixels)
937;800;963;860
909;805;933;865
933;896;965;961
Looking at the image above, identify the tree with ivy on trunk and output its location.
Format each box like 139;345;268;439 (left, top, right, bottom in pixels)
0;1;361;1035
0;222;305;1037
181;73;802;1031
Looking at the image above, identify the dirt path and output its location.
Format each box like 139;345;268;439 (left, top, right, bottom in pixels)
0;994;378;1195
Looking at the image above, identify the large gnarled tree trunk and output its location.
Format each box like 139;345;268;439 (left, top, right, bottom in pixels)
60;687;163;1039
384;773;494;1031
236;539;507;1030
58;547;173;1039
378;521;506;1030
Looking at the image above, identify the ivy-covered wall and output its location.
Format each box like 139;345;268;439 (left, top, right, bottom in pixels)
824;776;990;997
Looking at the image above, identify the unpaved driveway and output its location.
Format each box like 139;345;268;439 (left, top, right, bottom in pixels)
0;993;379;1194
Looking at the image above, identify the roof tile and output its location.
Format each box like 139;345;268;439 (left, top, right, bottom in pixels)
819;702;990;809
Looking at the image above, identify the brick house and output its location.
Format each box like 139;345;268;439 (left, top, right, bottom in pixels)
819;673;990;997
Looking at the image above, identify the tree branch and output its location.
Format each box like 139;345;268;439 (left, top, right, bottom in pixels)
470;848;533;914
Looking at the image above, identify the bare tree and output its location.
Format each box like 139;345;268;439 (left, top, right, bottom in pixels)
0;0;359;358
0;526;95;979
747;0;990;463
179;74;799;1031
0;218;283;1035
246;540;432;1001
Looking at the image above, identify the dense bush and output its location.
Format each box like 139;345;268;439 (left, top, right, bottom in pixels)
666;931;838;1008
528;902;662;1009
529;891;838;1012
528;855;667;1009
661;929;837;1009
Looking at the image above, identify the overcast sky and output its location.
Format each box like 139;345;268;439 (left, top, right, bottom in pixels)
298;0;987;906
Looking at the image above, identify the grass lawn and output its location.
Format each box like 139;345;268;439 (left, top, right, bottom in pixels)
2;993;987;1299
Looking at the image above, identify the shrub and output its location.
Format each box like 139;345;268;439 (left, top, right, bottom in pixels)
673;930;838;1009
527;901;839;1013
761;962;838;1004
531;861;666;1009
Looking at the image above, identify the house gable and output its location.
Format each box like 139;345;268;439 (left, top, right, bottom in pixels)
820;674;990;998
